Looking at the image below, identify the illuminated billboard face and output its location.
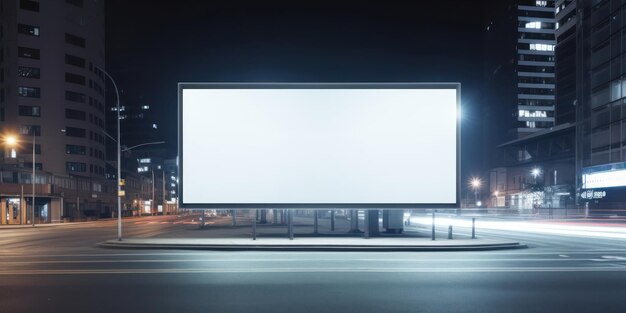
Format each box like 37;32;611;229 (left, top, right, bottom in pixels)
582;169;626;189
179;83;459;208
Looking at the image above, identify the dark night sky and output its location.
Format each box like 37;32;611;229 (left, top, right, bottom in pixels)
105;1;498;180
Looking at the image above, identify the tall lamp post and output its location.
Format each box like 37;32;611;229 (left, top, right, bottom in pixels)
4;134;36;226
31;131;35;227
531;167;541;183
97;66;122;241
471;177;482;207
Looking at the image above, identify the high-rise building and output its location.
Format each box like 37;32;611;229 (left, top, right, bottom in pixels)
576;0;626;213
0;0;114;224
516;0;557;137
484;0;577;212
554;0;577;125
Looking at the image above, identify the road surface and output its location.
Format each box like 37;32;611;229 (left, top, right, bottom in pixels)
1;214;626;313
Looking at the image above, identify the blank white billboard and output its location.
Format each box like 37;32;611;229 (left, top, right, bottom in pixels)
179;83;459;207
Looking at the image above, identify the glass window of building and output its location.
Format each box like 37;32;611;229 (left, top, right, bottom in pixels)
17;24;39;36
18;47;40;59
65;90;86;103
525;21;542;29
65;144;86;155
65;33;86;47
64;127;86;138
66;162;86;172
19;105;41;117
17;66;40;78
65;108;86;120
65;72;85;85
20;0;39;12
20;125;41;136
65;0;83;7
65;54;85;68
18;86;40;98
21;144;41;155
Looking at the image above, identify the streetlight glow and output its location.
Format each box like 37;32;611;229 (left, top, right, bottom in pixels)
470;177;481;189
531;168;541;178
5;135;17;146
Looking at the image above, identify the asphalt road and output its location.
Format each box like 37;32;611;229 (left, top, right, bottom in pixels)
2;214;626;313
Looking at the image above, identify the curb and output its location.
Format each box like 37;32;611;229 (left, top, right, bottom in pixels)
99;241;526;252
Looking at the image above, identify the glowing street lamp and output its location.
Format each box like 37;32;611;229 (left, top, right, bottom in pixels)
2;135;18;184
4;133;36;226
470;177;482;206
531;168;541;178
5;135;17;146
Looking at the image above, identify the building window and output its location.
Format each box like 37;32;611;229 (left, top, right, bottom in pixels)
65;144;86;155
18;47;40;59
66;162;86;172
18;86;40;98
65;33;85;47
519;110;548;118
536;0;547;7
24;162;43;170
20;0;39;12
17;66;40;78
65;0;83;7
17;24;39;36
20;125;41;136
64;127;86;138
65;108;86;120
529;44;554;51
525;21;542;29
21;144;41;155
65;54;85;68
19;105;41;117
65;72;85;85
65;90;85;103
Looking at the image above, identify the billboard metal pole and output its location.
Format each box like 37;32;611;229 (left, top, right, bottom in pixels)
288;210;294;240
313;209;318;234
364;209;369;239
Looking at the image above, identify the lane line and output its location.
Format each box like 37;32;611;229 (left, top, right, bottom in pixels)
2;266;626;275
4;250;626;260
0;258;602;265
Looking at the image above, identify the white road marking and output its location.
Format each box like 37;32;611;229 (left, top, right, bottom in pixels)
0;257;595;265
2;266;626;275
601;255;626;260
3;250;626;259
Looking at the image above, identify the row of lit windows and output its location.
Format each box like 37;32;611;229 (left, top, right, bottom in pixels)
522;121;554;128
529;43;555;51
519;110;549;118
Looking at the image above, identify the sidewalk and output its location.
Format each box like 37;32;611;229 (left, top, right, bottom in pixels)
0;215;172;230
100;237;525;251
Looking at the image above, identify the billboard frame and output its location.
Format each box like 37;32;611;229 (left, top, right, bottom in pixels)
178;82;461;209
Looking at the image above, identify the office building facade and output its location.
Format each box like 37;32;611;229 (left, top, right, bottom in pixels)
0;0;114;224
516;0;557;137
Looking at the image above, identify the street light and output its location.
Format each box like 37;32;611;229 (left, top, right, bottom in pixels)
4;133;36;226
531;167;541;182
97;66;122;241
470;177;481;206
2;135;17;184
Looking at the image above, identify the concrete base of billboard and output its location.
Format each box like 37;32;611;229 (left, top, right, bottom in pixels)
100;237;525;251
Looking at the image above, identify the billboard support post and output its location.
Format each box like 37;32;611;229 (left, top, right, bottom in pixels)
288;210;294;240
252;209;257;240
431;210;436;240
364;209;370;239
